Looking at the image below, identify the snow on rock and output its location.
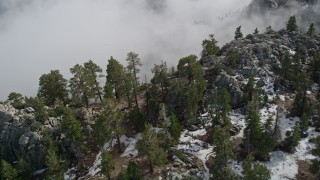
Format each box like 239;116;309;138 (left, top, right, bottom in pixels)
289;49;296;55
230;161;243;177
189;129;207;137
278;114;300;140
265;151;298;180
230;111;245;138
88;151;102;176
295;127;320;160
34;168;46;175
177;129;213;180
259;104;277;124
120;133;142;158
64;167;76;180
262;76;276;100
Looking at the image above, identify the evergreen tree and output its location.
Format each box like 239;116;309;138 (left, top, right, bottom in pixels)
234;26;243;39
201;34;219;57
287;16;298;32
307;23;316;37
266;26;273;33
45;147;63;180
226;48;240;68
243;154;271;180
105;56;126;100
25;97;49;123
151;61;169;101
126;52;142;107
300;113;309;136
245;76;255;102
280;51;292;82
138;123;167;173
253;28;259;35
101;151;114;179
284;122;301;153
244;97;274;159
310;51;320;84
118;161;142;180
69;64;95;107
7;92;24;109
60;106;84;143
214;89;231;127
16;158;33;180
169;114;182;143
128;106;147;132
93;100;125;152
0;159;18;180
38;70;68;106
310;137;320;175
84;60;104;102
211;126;235;180
175;55;206;124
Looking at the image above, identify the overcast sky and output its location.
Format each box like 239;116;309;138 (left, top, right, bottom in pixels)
0;0;297;100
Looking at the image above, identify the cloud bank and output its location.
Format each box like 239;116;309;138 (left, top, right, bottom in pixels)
0;0;307;100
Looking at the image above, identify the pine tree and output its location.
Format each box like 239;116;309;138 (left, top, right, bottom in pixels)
175;55;206;124
243;154;271;180
201;34;219;57
118;161;142;180
101;151;114;179
227;48;240;68
307;23;316;37
93;100;125;151
25;97;49;123
234;26;243;40
215;89;231;127
151;61;169;101
310;137;320;175
138;123;167;173
300;113;309;136
266;26;273;33
105;56;126;100
211;126;235;180
7;92;24;109
126;52;142;107
244;96;274;159
60;106;84;143
253;28;259;35
280;51;292;82
69;64;95;107
310;51;320;84
284;122;301;153
0;159;19;180
45;148;63;180
169;114;182;143
38;70;68;106
84;60;104;102
287;16;298;32
16;158;33;180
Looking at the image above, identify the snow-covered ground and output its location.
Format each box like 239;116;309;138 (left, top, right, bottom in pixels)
229;103;320;180
82;133;142;179
177;129;213;180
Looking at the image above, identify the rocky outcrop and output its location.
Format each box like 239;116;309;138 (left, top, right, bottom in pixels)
204;30;320;107
0;102;56;168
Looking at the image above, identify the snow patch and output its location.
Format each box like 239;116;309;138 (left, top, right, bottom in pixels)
265;151;298;180
230;111;245;138
177;129;213;179
120;133;142;158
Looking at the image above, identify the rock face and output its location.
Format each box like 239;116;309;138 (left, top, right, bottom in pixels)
0;102;49;168
204;30;320;107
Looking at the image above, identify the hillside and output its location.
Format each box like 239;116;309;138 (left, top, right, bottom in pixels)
1;18;320;180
